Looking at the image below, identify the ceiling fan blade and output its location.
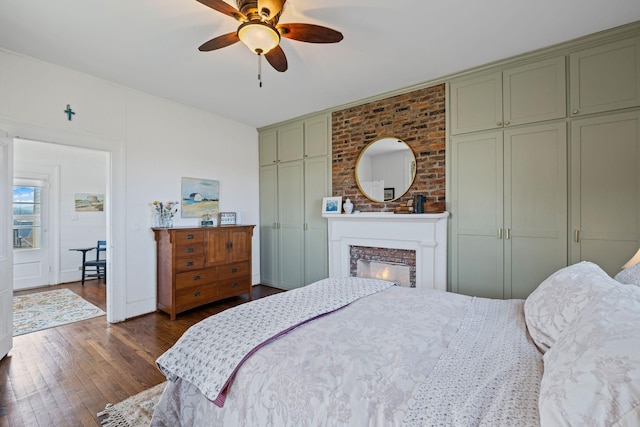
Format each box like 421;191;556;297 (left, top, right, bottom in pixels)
198;32;240;51
265;45;288;72
258;0;286;20
196;0;247;21
277;23;343;43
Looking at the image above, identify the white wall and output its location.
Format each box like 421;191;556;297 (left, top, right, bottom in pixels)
0;48;260;320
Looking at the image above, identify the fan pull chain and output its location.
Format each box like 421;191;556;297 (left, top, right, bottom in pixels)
257;53;263;88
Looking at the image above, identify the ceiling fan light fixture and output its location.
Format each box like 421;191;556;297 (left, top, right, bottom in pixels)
238;22;280;55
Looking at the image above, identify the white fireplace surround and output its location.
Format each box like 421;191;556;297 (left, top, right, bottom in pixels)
323;212;449;291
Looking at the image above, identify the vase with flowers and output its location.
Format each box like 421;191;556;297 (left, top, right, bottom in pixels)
152;201;179;227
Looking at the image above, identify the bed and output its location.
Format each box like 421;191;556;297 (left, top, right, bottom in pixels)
151;262;640;426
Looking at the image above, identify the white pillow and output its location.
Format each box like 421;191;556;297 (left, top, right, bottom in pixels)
614;262;640;286
539;284;640;426
524;261;617;353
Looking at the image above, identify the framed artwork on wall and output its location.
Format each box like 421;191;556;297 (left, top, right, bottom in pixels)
384;188;395;201
75;193;104;212
322;196;342;214
181;177;219;218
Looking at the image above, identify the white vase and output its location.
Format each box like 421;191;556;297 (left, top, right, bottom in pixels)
343;198;353;214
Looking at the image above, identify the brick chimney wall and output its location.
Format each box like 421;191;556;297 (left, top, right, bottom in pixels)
331;84;446;212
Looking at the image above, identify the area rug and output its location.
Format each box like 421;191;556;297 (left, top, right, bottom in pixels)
98;382;166;427
13;288;106;336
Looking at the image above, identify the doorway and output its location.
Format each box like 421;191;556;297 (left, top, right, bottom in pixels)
12;176;52;290
13;138;108;291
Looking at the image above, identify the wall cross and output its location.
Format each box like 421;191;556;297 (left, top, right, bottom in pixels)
64;104;75;121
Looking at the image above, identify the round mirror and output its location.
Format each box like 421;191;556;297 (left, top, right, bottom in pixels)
355;137;416;202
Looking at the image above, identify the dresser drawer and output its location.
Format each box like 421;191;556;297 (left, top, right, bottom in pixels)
217;261;250;280
174;230;204;245
175;284;217;311
217;276;251;299
175;243;204;258
175;268;217;289
175;256;205;272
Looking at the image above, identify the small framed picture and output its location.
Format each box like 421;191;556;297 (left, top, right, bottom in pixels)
219;212;237;225
384;188;395;201
322;196;342;214
406;198;414;207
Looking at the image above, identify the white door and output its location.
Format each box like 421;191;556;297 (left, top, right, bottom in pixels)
0;133;14;359
12;177;50;290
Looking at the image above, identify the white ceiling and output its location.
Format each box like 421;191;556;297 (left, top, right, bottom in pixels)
0;1;639;129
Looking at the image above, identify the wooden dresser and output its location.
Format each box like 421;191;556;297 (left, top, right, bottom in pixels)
152;225;255;320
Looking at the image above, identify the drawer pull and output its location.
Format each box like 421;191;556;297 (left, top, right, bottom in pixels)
194;291;201;297
193;275;201;281
186;234;195;240
186;261;194;266
231;268;238;273
232;283;238;288
186;248;194;253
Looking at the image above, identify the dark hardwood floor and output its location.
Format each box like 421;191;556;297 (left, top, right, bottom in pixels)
1;280;283;427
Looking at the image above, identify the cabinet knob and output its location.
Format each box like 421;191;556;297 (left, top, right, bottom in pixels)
232;283;238;288
193;291;201;297
573;109;579;115
186;234;194;240
193;275;201;280
273;160;277;163
231;268;238;273
186;248;194;253
504;121;510;126
496;121;502;126
186;261;194;266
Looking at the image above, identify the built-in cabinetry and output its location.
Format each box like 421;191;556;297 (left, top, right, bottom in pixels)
259;113;331;290
450;30;640;298
569;36;640;117
153;225;254;320
450;56;566;135
451;123;567;299
570;111;640;273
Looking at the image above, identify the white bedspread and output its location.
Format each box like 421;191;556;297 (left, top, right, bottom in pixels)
152;283;543;426
156;277;395;406
403;298;542;426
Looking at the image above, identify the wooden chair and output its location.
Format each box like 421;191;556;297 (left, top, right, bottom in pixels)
82;240;107;285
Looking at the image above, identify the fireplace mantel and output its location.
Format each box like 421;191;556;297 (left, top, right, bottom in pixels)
323;212;448;290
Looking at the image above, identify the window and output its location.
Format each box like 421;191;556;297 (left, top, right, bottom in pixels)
13;185;42;250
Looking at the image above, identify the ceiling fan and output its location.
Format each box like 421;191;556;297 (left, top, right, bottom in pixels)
196;0;343;76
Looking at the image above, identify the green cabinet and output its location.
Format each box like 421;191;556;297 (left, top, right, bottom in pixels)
450;56;566;135
258;113;331;290
570;36;640;117
451;123;567;299
570;111;640;275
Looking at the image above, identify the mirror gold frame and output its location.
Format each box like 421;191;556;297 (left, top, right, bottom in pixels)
355;137;416;202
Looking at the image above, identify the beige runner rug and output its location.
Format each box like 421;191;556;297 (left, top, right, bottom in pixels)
98;382;167;427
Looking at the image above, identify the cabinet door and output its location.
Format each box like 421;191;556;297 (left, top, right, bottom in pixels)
278;160;305;289
570;111;640;275
570;36;640;116
504;123;567;299
228;227;251;263
304;156;329;285
259;129;277;166
503;56;566;127
205;229;228;267
451;131;504;298
450;72;502;135
259;164;278;285
277;121;304;163
304;114;330;158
